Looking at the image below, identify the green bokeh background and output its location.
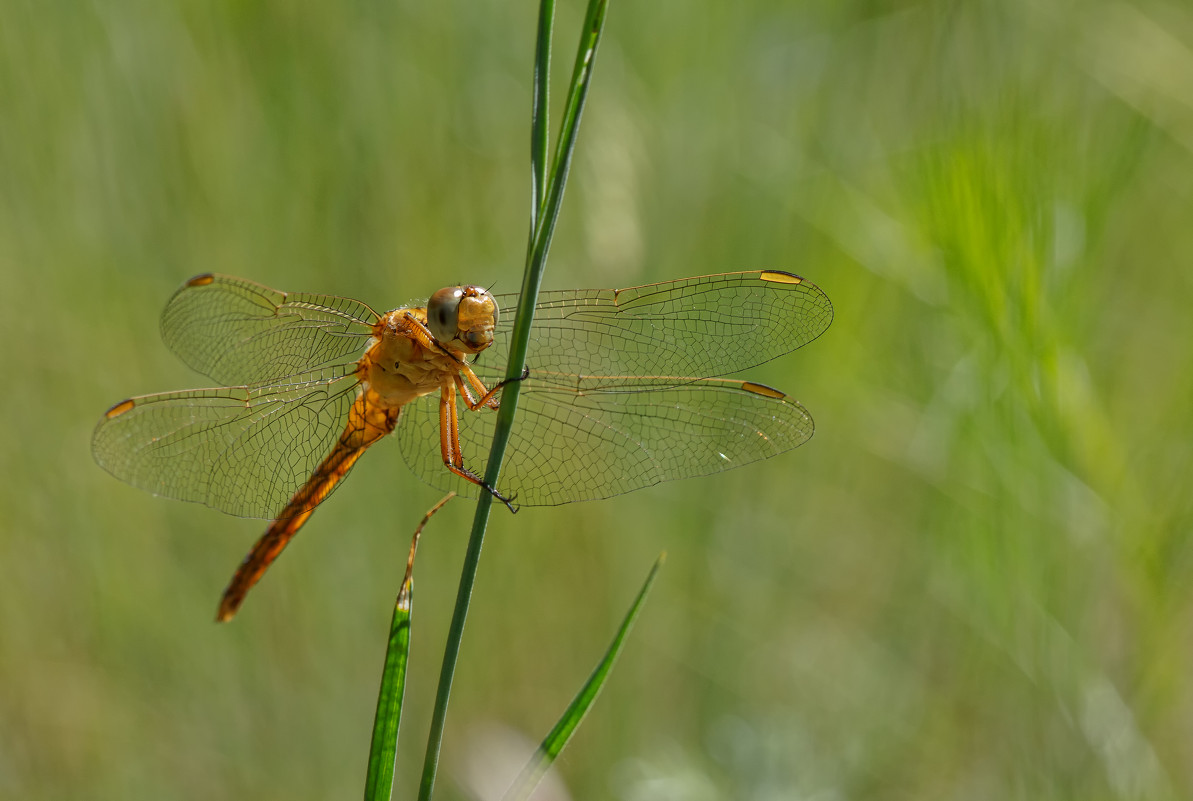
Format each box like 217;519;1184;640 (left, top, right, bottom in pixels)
4;1;1193;798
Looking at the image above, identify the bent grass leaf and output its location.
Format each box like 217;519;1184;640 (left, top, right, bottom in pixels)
364;494;454;801
502;554;665;801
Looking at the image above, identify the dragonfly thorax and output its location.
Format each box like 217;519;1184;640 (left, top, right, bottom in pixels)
361;310;458;405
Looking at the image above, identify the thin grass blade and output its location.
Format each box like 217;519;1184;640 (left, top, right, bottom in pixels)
529;0;554;234
525;0;609;286
363;575;413;800
501;554;665;801
365;494;454;801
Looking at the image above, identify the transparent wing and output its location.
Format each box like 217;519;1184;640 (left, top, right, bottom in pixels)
396;374;815;506
160;273;379;386
476;271;833;386
92;366;361;519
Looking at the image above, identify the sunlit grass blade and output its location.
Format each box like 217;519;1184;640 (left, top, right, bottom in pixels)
362;580;412;801
525;0;608;282
416;1;611;799
529;0;554;234
501;554;665;801
364;494;454;801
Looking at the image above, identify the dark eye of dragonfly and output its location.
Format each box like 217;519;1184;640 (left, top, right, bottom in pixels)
427;287;463;343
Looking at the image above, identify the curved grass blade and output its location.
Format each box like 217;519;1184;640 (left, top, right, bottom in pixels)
501;554;665;801
417;1;611;799
364;494;455;801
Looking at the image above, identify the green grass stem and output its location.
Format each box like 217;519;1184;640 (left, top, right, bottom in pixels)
416;2;610;798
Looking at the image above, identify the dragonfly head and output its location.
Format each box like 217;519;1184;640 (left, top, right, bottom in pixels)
427;285;498;354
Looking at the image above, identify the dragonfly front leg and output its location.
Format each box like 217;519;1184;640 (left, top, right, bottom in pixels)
456;364;530;411
438;378;517;512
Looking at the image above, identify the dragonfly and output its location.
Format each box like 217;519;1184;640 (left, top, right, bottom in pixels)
93;271;832;621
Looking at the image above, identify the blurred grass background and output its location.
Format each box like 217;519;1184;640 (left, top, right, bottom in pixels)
3;0;1193;798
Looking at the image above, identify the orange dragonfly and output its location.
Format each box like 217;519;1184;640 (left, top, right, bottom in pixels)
93;271;832;621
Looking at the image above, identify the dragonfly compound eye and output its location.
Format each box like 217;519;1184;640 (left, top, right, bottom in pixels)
427;287;464;344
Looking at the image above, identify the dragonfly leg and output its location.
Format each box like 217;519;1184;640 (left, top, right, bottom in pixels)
438;379;517;512
457;364;530;411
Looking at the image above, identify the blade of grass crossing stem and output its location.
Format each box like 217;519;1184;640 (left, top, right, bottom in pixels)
526;0;608;281
529;0;553;235
502;555;666;801
364;494;454;801
417;2;610;800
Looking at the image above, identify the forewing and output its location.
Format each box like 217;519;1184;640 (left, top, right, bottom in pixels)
160;273;379;386
92;366;360;519
478;271;832;385
395;373;814;506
